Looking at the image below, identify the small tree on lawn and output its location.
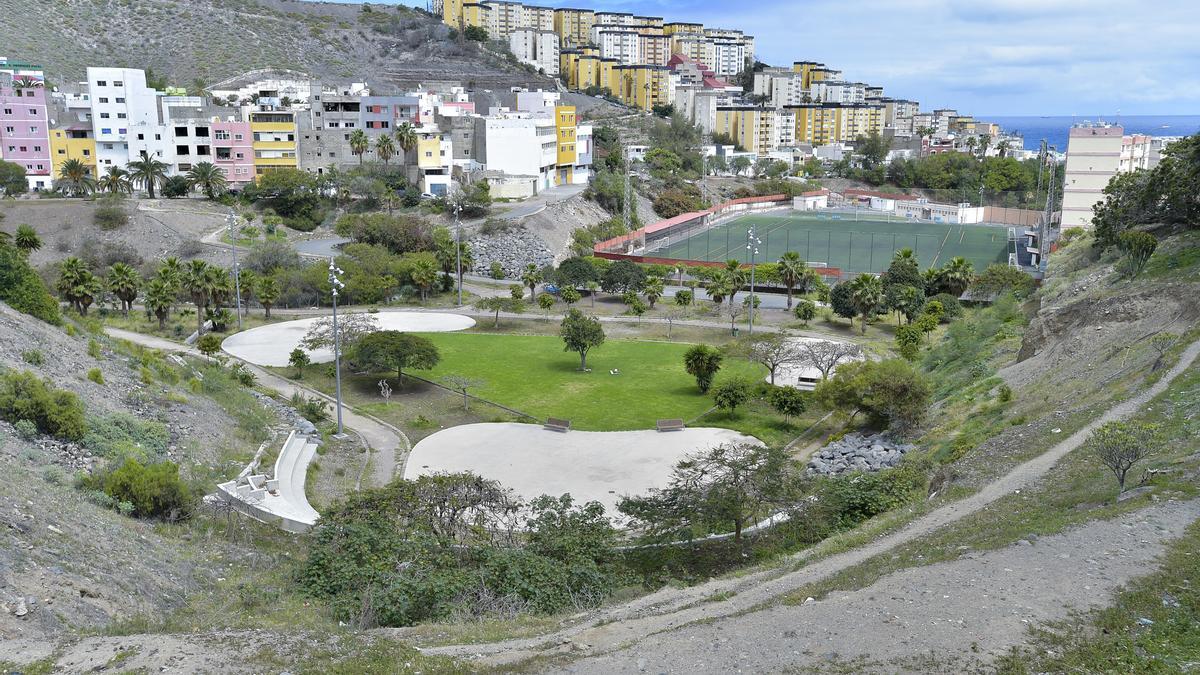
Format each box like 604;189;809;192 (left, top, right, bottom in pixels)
895;324;922;361
737;333;798;385
510;285;525;301
288;348;310;378
521;264;543;299
1089;421;1159;499
354;330;440;385
683;344;722;393
475;296;507;328
537;292;555;320
627;297;647;322
561;287;581;307
794;299;816;326
769;385;807;423
560;308;605;370
713;378;750;416
442;375;483;411
197;333;222;357
644;276;664;309
664;308;685;340
795;339;861;380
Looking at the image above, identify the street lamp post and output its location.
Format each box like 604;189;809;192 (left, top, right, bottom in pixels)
328;258;346;437
454;203;463;306
227;211;244;331
746;227;761;335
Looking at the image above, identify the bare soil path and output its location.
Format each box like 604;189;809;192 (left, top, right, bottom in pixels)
422;338;1200;668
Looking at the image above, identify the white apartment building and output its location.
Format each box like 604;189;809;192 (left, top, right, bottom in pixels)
710;39;746;78
208;69;315;108
593;28;641;65
813;81;866;104
86;67;171;172
1119;134;1178;172
509;28;560;75
474;113;558;192
593;11;637;27
1062;124;1123;228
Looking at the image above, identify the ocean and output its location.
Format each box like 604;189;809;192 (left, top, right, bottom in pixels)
981;115;1200;151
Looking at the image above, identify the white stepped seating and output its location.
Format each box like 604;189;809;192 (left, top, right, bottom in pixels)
216;430;321;533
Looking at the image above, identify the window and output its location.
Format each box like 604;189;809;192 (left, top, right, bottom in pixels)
98;97;109;103
29;108;38;115
216;148;231;159
155;134;161;141
214;130;229;140
175;126;188;136
83;149;90;156
33;146;41;152
195;127;209;137
36;164;43;170
137;133;144;140
103;143;113;150
196;146;210;156
235;152;244;159
1;108;9;115
344;122;355;128
327;121;340;128
100;113;110;119
117;113;126;119
234;133;243;141
176;145;190;155
57;149;65;155
96;80;107;86
113;80;123;86
115;97;125;103
101;128;111;134
18;146;26;152
118;128;126;134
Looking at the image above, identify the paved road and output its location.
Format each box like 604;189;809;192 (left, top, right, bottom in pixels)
294;236;352;259
105;328;407;489
423;337;1200;668
493;183;586;221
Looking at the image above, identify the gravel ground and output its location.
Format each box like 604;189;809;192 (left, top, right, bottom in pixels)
554;498;1200;674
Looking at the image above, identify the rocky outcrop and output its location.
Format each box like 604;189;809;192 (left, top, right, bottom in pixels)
807;432;915;476
468;228;554;279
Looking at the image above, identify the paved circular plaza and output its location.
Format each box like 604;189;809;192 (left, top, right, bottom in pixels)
403;423;761;515
221;311;475;366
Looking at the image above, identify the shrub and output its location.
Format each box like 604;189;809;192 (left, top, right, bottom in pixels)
21;350;44;366
87;368;105;385
291;392;329;422
196;333;223;357
83;459;192;520
794;299;816;324
490;261;504;279
818;462;926;528
0;371;87;441
14;419;38;440
82;412;169;460
88;339;102;358
231;363;257;387
94;204;129;230
712;378;751;414
0;242;60;324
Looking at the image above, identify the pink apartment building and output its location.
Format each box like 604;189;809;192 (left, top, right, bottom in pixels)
211;119;255;188
0;81;52;190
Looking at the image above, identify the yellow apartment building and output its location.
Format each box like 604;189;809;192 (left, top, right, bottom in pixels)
553;7;595;47
554;105;577;184
248;109;297;176
48;128;97;177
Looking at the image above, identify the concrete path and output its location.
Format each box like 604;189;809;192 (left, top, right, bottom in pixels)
105;328;407;488
422;337;1200;667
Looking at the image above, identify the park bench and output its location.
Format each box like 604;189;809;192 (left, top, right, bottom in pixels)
544;417;571;432
656;419;685;432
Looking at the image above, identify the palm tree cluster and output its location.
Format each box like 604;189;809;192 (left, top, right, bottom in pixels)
346;122;421;167
56;150;229;200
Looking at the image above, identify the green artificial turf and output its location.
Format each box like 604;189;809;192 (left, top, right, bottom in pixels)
414;333;765;431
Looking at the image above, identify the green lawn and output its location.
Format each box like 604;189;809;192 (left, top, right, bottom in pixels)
413;333;765;430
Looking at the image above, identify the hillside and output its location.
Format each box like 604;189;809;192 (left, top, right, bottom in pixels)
0;0;554;92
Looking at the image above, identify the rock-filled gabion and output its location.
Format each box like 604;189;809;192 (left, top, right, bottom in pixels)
807;432;916;476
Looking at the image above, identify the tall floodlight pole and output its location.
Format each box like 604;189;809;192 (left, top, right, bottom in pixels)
328;258;346;436
1039;146;1057;275
454;203;463;306
227;210;243;330
746;227;761;335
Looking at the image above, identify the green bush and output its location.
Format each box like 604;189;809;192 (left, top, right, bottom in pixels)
21;350;44;366
87;368;105;385
82;459;192;520
817;462;927;528
196;333;223;357
14;418;38;440
291;392;329;422
0;243;60;324
94;204;129;230
82;412;169;461
0;370;87;441
87;339;102;358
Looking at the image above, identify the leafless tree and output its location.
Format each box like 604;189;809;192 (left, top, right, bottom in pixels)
664;308;686;341
795;339;862;380
734;333;800;385
300;312;381;351
442;375;484;410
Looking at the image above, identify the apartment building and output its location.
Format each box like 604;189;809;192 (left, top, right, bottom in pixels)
593;28;640;65
710;39;746;78
48;126;96;179
247;103;298;176
86;67;172;173
553;7;595;48
1119;134;1178;172
812;80;866;104
0;71;52;189
715;106;784;156
1061;124;1123;228
510;28;560;74
208;70;315;109
515;90;592;185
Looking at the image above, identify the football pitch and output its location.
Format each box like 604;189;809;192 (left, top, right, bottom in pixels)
651;212;1012;275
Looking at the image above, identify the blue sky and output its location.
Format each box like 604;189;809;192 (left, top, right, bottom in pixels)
346;0;1200;115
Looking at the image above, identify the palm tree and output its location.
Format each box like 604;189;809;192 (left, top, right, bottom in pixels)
57;159;94;197
521;263;543;300
157;257;183;293
848;273;884;334
14;224;41;256
412;258;439;302
98;166;132;195
394;122;418;164
57;257;103;315
722;259;746;306
255;276;279;318
977;135;992;159
127;150;168;198
12;76;42;90
963;136;977;157
940;257;975;296
236;269;258;316
204;265;232;310
107;262;141;316
777;251;806;309
996;140;1011;158
186;162;228;199
893;247;916;265
182;260;210;334
643;276;664;309
145;277;175;329
349;129;369;165
190;78;209;97
375;134;396;165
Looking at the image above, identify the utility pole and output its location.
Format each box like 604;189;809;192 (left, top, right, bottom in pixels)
454;203;463;306
746;227;761;335
227;210;243;330
1035;139;1047;204
1039;146;1057;275
623;153;632;235
328;258;346;437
